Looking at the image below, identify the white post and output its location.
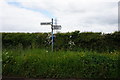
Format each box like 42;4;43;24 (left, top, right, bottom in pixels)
51;18;54;52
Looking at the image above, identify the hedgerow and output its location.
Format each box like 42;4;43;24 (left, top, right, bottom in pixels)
2;31;120;52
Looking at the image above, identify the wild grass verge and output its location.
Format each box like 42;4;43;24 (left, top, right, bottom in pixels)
2;48;119;79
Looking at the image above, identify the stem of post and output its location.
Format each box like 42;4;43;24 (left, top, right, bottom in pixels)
51;18;54;52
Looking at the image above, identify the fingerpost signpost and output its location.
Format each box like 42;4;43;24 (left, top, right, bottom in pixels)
40;18;61;52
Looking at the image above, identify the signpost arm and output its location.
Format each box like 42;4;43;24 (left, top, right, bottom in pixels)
51;18;54;52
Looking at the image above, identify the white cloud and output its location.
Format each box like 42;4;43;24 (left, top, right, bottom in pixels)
0;0;119;33
0;0;51;32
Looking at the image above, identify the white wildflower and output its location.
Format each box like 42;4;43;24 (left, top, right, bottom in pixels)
46;50;48;53
6;52;8;55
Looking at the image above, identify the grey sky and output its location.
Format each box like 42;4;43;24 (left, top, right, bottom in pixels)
0;0;119;33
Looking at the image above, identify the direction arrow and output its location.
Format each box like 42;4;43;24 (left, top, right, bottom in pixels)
41;22;51;25
53;25;61;30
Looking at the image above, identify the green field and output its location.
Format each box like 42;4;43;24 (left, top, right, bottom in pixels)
2;48;119;79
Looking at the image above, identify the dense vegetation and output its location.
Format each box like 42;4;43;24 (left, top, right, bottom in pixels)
1;31;120;79
2;31;120;52
2;49;119;78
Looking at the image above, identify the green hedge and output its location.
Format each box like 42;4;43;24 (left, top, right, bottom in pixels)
2;31;120;52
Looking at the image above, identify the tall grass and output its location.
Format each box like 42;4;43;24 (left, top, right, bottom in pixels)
2;49;119;79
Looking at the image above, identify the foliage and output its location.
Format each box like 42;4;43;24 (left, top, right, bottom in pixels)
2;31;120;78
2;31;120;52
2;49;119;78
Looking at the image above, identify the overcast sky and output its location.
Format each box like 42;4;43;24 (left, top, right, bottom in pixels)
0;0;119;33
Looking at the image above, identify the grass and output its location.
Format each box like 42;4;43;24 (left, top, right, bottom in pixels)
2;48;119;79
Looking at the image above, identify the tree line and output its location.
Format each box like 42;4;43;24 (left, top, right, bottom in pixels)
2;31;120;52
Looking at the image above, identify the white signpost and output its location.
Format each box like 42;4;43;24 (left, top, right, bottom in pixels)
40;18;61;52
